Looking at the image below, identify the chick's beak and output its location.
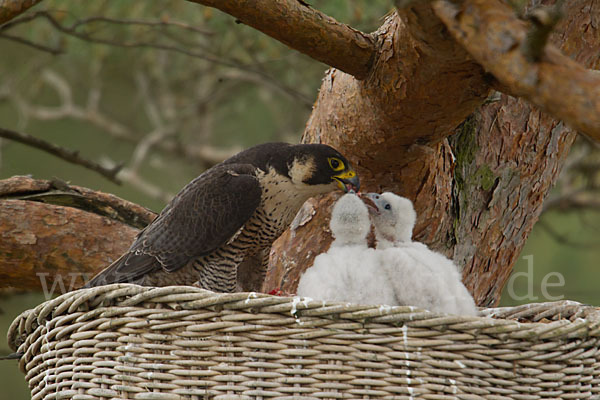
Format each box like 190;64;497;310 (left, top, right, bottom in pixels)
362;193;380;215
333;169;360;193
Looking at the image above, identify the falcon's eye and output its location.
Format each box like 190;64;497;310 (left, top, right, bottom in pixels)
384;204;391;210
328;157;345;171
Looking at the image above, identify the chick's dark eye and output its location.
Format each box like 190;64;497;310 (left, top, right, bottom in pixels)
384;204;391;210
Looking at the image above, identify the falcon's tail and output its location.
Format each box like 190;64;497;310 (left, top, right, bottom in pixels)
82;252;156;288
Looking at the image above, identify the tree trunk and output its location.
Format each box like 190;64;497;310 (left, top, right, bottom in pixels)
1;1;598;305
266;1;599;306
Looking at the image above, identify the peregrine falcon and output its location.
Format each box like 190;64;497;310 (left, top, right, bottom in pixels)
85;142;359;292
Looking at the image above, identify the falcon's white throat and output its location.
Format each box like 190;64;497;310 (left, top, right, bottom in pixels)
257;166;330;235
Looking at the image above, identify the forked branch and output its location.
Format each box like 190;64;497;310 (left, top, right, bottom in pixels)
433;0;600;141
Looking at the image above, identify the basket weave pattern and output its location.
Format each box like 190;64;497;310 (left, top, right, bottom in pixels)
8;284;600;399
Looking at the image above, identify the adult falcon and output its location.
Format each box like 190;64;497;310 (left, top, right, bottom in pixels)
85;142;359;292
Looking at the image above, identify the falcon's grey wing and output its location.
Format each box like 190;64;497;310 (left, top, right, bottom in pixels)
85;163;262;286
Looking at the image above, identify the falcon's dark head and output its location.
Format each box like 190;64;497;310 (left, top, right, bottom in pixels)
223;142;359;194
286;143;359;194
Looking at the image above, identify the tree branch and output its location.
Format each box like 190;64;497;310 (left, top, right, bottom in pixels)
69;15;215;36
9;68;238;186
268;5;493;296
0;0;43;24
187;0;376;79
0;126;124;184
543;190;600;213
432;0;600;141
0;31;62;54
0;176;156;229
0;200;136;291
537;219;598;249
0;175;158;291
523;1;564;62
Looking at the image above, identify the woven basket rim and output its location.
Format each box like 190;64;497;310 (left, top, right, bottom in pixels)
8;283;600;352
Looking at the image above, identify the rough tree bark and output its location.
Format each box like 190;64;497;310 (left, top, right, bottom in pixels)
0;1;598;307
0;200;136;289
433;0;600;141
0;0;42;24
266;0;599;306
187;0;377;79
0;177;154;290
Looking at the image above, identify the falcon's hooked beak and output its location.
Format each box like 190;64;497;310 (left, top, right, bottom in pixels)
333;169;360;193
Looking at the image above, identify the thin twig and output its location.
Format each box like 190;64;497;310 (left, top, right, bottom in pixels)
0;352;23;360
537;219;598;250
0;10;44;31
5;11;311;107
543;191;600;213
0;32;63;54
3;11;252;67
115;166;174;203
11;75;236;168
69;15;214;35
0;126;123;184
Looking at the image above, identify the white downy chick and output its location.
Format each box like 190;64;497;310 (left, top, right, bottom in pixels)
365;192;478;316
366;193;416;248
296;193;395;305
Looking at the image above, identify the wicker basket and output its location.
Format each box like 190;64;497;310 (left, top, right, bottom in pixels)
7;284;600;400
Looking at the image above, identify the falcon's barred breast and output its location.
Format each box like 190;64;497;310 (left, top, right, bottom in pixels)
85;142;359;292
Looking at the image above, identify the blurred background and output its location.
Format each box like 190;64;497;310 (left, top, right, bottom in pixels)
0;1;598;397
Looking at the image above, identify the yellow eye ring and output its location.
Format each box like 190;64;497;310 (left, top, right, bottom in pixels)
328;157;345;171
